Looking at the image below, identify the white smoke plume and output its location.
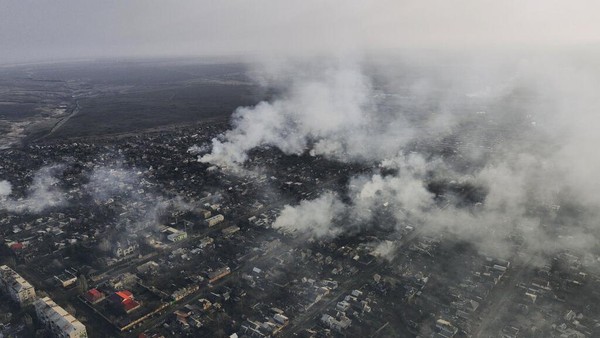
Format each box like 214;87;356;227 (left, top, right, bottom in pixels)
269;147;595;259
187;144;211;156
85;167;140;203
204;52;600;261
349;153;436;222
369;240;399;261
0;180;11;198
85;165;194;232
198;59;419;168
272;192;345;238
0;165;66;213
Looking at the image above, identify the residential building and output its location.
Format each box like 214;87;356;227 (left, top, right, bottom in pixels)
167;231;187;242
0;265;36;306
54;272;77;288
34;296;87;338
110;290;141;313
113;239;139;258
206;214;224;227
321;314;351;332
207;267;230;283
84;288;105;304
161;226;188;242
222;225;240;236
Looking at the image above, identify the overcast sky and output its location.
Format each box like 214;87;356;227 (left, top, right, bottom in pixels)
1;0;600;64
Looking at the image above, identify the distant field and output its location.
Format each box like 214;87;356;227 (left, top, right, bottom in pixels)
0;102;40;119
49;80;258;139
0;58;266;143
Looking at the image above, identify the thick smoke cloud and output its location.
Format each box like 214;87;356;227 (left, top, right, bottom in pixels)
199;58;426;168
200;60;384;167
200;52;600;261
349;154;435;221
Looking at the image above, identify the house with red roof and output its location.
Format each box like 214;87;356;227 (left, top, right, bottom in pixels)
84;288;105;304
110;290;141;313
115;290;134;301
10;242;24;251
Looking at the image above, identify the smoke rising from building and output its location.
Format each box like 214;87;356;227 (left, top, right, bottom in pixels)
0;165;66;213
84;165;194;233
272;192;345;239
199;61;384;167
0;162;193;237
199;52;600;260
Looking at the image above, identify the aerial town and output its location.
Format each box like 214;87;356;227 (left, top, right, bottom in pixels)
2;2;600;337
1;118;600;338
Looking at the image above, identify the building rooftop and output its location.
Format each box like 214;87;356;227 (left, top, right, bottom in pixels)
35;296;86;336
0;265;35;293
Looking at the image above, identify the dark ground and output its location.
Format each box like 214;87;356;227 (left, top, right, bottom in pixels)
0;58;267;144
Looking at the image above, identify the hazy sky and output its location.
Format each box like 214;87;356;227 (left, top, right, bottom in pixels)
1;0;600;64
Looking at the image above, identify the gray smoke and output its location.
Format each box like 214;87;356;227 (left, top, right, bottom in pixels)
200;51;600;260
0;165;66;213
199;59;416;168
272;192;345;238
0;162;193;236
369;240;399;262
0;180;11;197
85;165;194;233
187;144;211;156
85;167;140;203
